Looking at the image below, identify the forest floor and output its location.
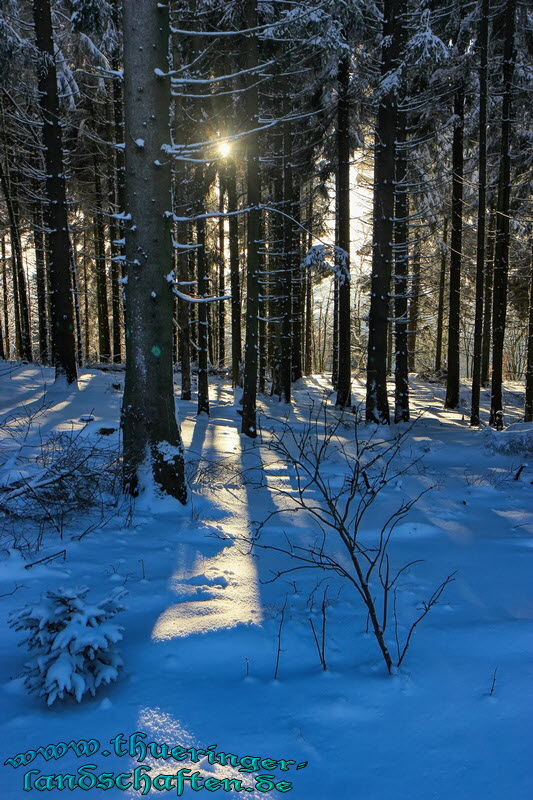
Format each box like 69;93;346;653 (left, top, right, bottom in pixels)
0;362;532;799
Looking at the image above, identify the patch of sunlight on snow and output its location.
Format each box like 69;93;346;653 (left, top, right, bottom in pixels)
40;399;71;414
493;508;532;525
152;420;263;641
151;545;262;641
123;708;194;800
428;517;473;544
12;390;45;408
77;371;97;387
127;708;275;800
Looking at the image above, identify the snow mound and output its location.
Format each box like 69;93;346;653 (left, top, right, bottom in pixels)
484;422;533;456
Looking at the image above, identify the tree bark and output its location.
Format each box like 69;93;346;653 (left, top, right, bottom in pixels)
525;243;533;422
0;165;32;361
70;234;83;367
177;221;192;400
335;55;352;409
408;242;421;373
241;0;261;437
481;213;496;386
444;83;464;409
1;236;8;358
280;116;293;403
490;0;517;428
107;101;123;364
196;167;210;415
304;197;313;376
435;218;448;373
470;0;490;426
93;156;111;362
218;175;226;368
32;205;49;364
365;0;401;423
121;0;186;502
226;157;242;387
33;0;76;383
394;104;409;422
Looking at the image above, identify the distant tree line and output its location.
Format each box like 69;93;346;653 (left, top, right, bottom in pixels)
0;0;531;498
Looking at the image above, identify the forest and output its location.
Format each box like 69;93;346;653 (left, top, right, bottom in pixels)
0;1;532;799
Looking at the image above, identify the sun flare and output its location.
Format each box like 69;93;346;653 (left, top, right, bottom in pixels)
217;140;231;158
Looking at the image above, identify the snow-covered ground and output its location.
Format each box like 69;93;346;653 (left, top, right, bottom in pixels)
1;363;532;799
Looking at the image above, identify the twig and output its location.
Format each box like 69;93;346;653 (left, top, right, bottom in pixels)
396;572;456;667
321;586;328;671
0;584;24;598
274;595;287;680
489;666;498;697
24;549;67;569
309;618;323;668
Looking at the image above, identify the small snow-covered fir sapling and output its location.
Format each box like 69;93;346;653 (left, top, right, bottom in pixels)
8;586;127;705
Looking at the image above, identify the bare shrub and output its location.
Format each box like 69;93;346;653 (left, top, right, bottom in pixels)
254;403;455;674
0;424;122;551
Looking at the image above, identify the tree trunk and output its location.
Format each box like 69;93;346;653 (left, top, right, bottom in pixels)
270;170;283;399
177;221;192;400
33;0;77;383
481;213;496;386
82;233;90;364
226;157;242;387
365;0;401;423
435;218;448;373
444;82;464;409
304;198;313;376
107;101;123;364
291;179;303;384
408;242;421;373
93;156;111;362
525;243;533;422
335;55;352;409
394;105;409;422
70;234;83;367
218;175;226;368
196;167;210;415
331;278;339;388
0;236;4;359
470;0;490;426
32;205;49;364
241;0;261;438
0;166;32;361
280;117;293;404
257;210;266;394
121;0;186;502
1;236;9;358
490;0;517;428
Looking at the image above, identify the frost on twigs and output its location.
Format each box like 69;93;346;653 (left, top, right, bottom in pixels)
8;586;127;706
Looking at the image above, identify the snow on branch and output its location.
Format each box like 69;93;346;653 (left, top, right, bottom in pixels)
157;60;274;83
405;11;449;66
172;288;231;305
169;9;317;39
302;244;350;284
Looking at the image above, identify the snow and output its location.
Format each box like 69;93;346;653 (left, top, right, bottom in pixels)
483;422;533;456
0;365;532;799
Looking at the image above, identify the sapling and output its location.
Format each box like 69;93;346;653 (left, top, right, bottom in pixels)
255;402;455;673
8;586;127;705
